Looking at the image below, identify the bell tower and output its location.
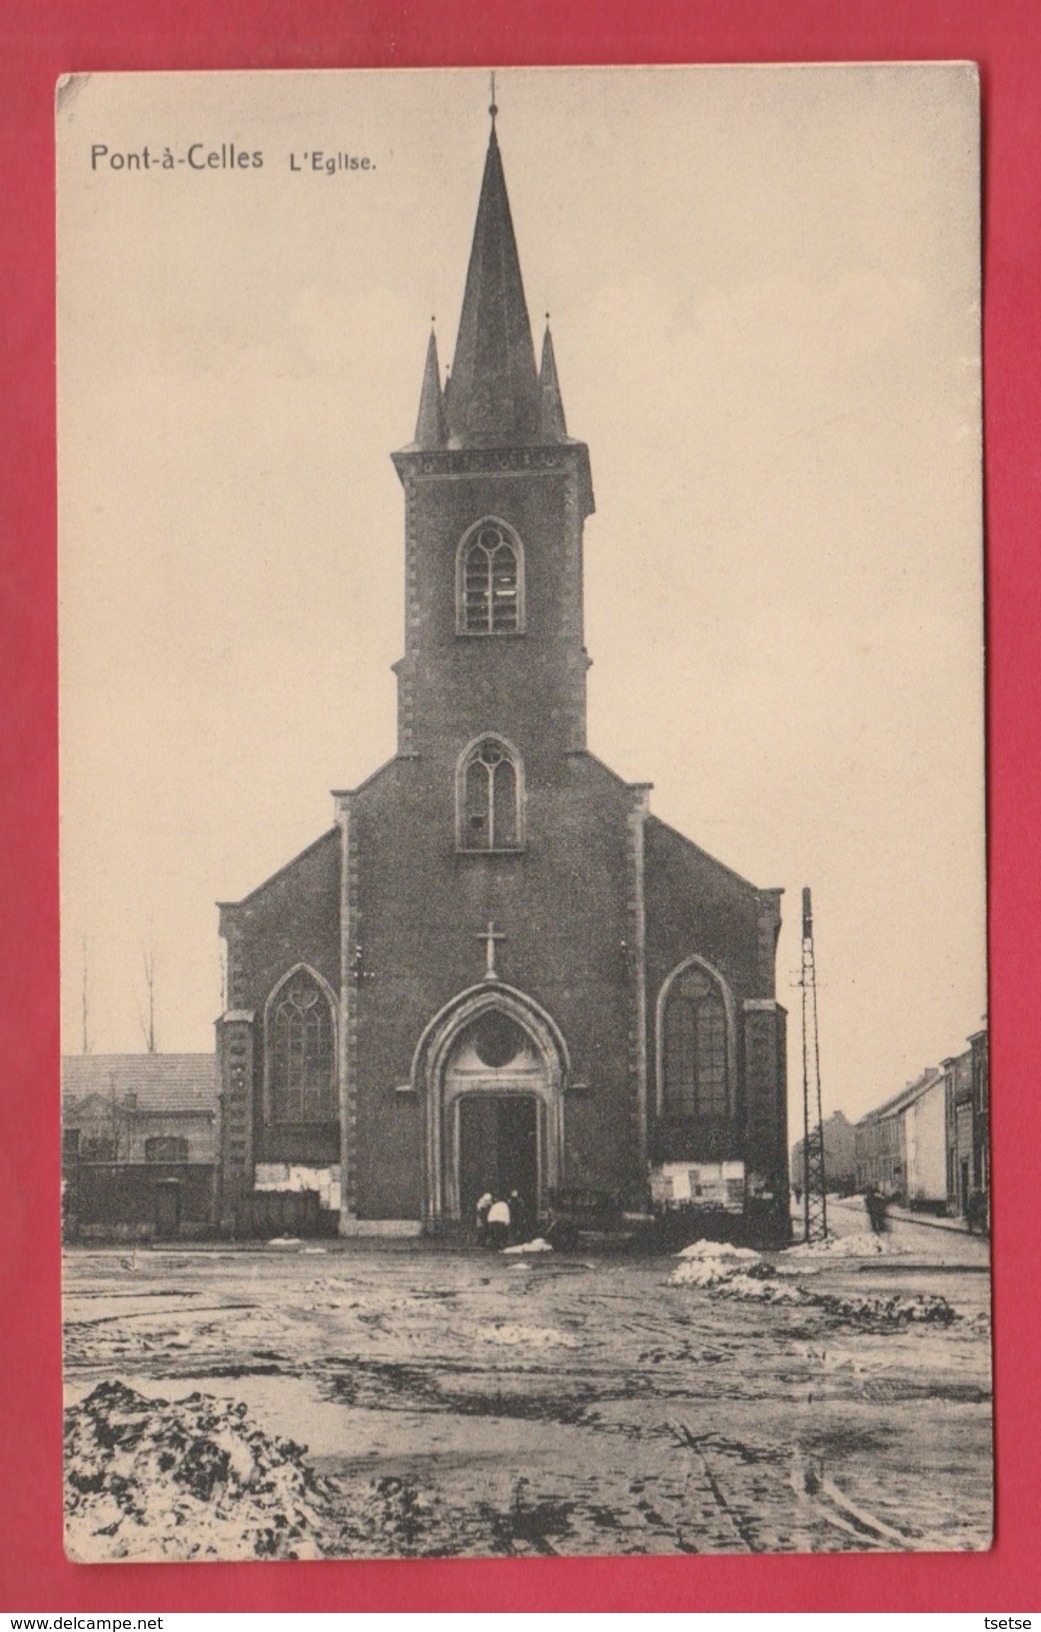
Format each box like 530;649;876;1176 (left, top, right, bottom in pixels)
390;110;595;770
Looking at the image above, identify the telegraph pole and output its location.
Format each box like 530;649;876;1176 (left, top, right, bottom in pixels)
799;886;828;1243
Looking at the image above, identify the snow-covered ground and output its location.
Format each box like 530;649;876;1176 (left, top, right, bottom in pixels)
63;1219;992;1560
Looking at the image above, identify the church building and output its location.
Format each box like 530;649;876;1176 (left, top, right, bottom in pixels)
215;111;790;1242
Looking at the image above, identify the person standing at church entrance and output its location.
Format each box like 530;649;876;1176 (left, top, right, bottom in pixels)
486;1195;511;1249
508;1188;528;1243
475;1190;493;1244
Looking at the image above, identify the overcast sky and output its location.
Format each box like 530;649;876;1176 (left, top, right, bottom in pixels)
58;65;984;1129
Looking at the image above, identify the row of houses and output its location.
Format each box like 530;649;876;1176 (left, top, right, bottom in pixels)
853;1026;989;1218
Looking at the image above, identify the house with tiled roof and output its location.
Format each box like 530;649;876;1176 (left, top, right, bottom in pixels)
62;1054;218;1237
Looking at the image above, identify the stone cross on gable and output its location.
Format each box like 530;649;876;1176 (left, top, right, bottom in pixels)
475;919;506;981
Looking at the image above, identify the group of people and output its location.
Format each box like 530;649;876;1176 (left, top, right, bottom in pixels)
475;1188;530;1248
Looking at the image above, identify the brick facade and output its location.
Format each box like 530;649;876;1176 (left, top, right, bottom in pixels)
215;118;789;1240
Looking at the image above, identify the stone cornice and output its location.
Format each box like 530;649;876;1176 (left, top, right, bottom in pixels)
392;441;594;518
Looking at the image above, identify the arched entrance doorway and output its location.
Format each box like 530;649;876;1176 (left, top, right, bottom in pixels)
412;983;568;1224
448;1013;544;1227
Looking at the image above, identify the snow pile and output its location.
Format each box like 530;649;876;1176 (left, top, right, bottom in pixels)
815;1289;957;1330
671;1250;809;1302
714;1273;807;1304
64;1380;333;1562
674;1240;761;1262
477;1322;579;1349
786;1231;907;1260
671;1257;753;1289
670;1240;765;1289
668;1240;957;1325
502;1237;553;1255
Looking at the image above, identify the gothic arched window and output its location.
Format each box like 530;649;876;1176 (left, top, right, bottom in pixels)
457;520;524;634
661;964;730;1119
267;968;337;1123
456;736;524;851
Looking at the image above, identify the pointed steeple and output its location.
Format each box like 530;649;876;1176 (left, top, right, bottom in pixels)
413;326;448;448
537;321;568;441
446;121;540;446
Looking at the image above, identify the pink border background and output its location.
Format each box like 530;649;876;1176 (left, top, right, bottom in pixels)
2;0;1038;1610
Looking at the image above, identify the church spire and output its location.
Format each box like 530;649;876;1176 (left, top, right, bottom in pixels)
537;320;568;441
445;117;540;447
413;325;448;448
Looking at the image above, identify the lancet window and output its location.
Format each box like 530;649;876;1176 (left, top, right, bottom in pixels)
267;968;337;1123
458;520;524;634
662;964;730;1119
457;736;524;851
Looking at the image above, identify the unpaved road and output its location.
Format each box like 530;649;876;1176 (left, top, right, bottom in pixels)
63;1216;991;1557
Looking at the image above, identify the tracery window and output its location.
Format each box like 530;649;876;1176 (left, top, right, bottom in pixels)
268;969;337;1123
457;736;523;851
662;965;729;1119
458;520;523;634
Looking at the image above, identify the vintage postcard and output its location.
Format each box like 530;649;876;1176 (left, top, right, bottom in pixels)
57;66;989;1560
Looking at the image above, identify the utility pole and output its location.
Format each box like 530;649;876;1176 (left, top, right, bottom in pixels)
81;935;91;1054
138;941;157;1053
799;886;828;1243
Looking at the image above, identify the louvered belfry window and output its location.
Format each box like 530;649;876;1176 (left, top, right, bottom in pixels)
459;737;522;850
269;971;336;1122
663;967;729;1119
460;523;521;633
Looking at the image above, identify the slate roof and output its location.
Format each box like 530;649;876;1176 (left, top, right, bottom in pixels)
444;122;541;447
61;1054;218;1116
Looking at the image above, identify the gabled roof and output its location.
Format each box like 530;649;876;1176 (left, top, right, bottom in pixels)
645;811;763;896
856;1066;944;1127
62;1054;218;1115
219;825;339;912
